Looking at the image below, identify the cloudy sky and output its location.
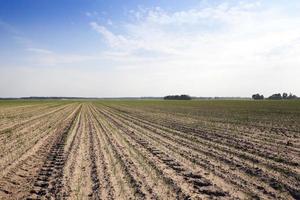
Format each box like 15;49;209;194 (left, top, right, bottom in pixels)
0;0;299;97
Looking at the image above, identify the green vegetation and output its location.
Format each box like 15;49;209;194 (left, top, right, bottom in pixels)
96;99;300;128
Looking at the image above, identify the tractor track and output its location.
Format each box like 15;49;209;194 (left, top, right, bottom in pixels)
26;105;81;199
1;101;299;200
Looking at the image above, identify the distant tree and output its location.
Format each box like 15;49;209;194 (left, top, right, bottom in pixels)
180;95;192;100
164;94;192;100
252;93;264;100
282;93;288;99
287;93;297;99
268;93;282;100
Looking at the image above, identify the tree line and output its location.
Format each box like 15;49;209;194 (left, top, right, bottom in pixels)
164;95;192;100
252;93;298;100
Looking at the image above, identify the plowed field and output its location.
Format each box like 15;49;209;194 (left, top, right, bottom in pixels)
0;100;299;199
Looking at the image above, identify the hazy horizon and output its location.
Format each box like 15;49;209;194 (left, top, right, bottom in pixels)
1;0;300;98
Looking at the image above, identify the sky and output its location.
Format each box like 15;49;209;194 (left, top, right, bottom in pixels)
0;0;300;97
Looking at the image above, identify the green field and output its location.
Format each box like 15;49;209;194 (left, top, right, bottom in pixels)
98;99;300;129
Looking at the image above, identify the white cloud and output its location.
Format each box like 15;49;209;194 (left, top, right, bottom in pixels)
92;2;300;61
107;19;113;26
87;1;300;96
90;22;132;48
85;12;92;17
2;1;300;97
25;47;100;66
0;19;19;34
0;20;34;46
27;48;53;54
85;11;98;17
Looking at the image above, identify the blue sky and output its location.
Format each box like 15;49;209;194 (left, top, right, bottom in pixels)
0;0;300;97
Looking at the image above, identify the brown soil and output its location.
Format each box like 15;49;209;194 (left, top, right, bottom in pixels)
0;102;299;200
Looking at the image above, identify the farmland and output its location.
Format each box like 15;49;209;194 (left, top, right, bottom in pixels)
0;100;299;200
